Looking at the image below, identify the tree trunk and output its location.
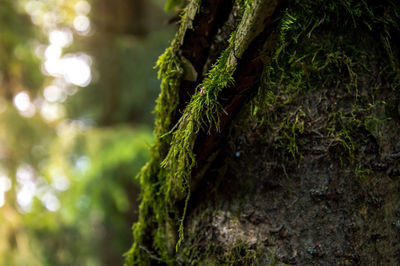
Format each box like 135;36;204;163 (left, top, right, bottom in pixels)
125;0;400;264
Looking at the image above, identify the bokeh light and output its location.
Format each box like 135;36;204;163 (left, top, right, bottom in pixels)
44;44;62;59
43;85;66;103
43;53;92;87
41;192;60;212
52;174;70;191
40;101;66;122
13;92;36;117
49;29;73;48
73;15;91;35
74;1;91;15
13;92;31;112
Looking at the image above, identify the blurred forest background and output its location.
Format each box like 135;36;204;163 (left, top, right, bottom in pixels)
0;0;176;265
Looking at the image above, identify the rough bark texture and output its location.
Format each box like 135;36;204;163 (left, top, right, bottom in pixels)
180;83;400;265
126;0;400;264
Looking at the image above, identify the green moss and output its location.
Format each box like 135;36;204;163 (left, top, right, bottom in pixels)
327;110;362;162
355;163;374;181
220;242;260;265
178;240;287;265
275;108;305;163
124;1;201;265
158;47;237;252
251;0;400;175
161;47;235;198
160;0;282;252
125;0;254;263
126;0;283;263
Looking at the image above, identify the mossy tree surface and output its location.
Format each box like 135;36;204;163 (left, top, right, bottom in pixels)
126;0;400;265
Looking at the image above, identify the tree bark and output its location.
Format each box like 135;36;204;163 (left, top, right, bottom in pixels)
126;0;400;264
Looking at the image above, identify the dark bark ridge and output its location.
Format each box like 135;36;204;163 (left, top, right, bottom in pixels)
126;0;400;265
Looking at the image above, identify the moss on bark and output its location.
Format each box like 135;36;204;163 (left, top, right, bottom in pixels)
125;0;400;264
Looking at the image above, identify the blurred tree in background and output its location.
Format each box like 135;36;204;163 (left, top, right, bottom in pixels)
0;0;175;265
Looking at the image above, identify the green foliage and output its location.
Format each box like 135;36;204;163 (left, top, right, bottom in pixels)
31;127;153;266
0;0;169;265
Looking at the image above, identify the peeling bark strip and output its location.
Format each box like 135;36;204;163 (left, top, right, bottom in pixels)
192;0;285;192
232;0;279;60
177;0;234;127
164;0;284;201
